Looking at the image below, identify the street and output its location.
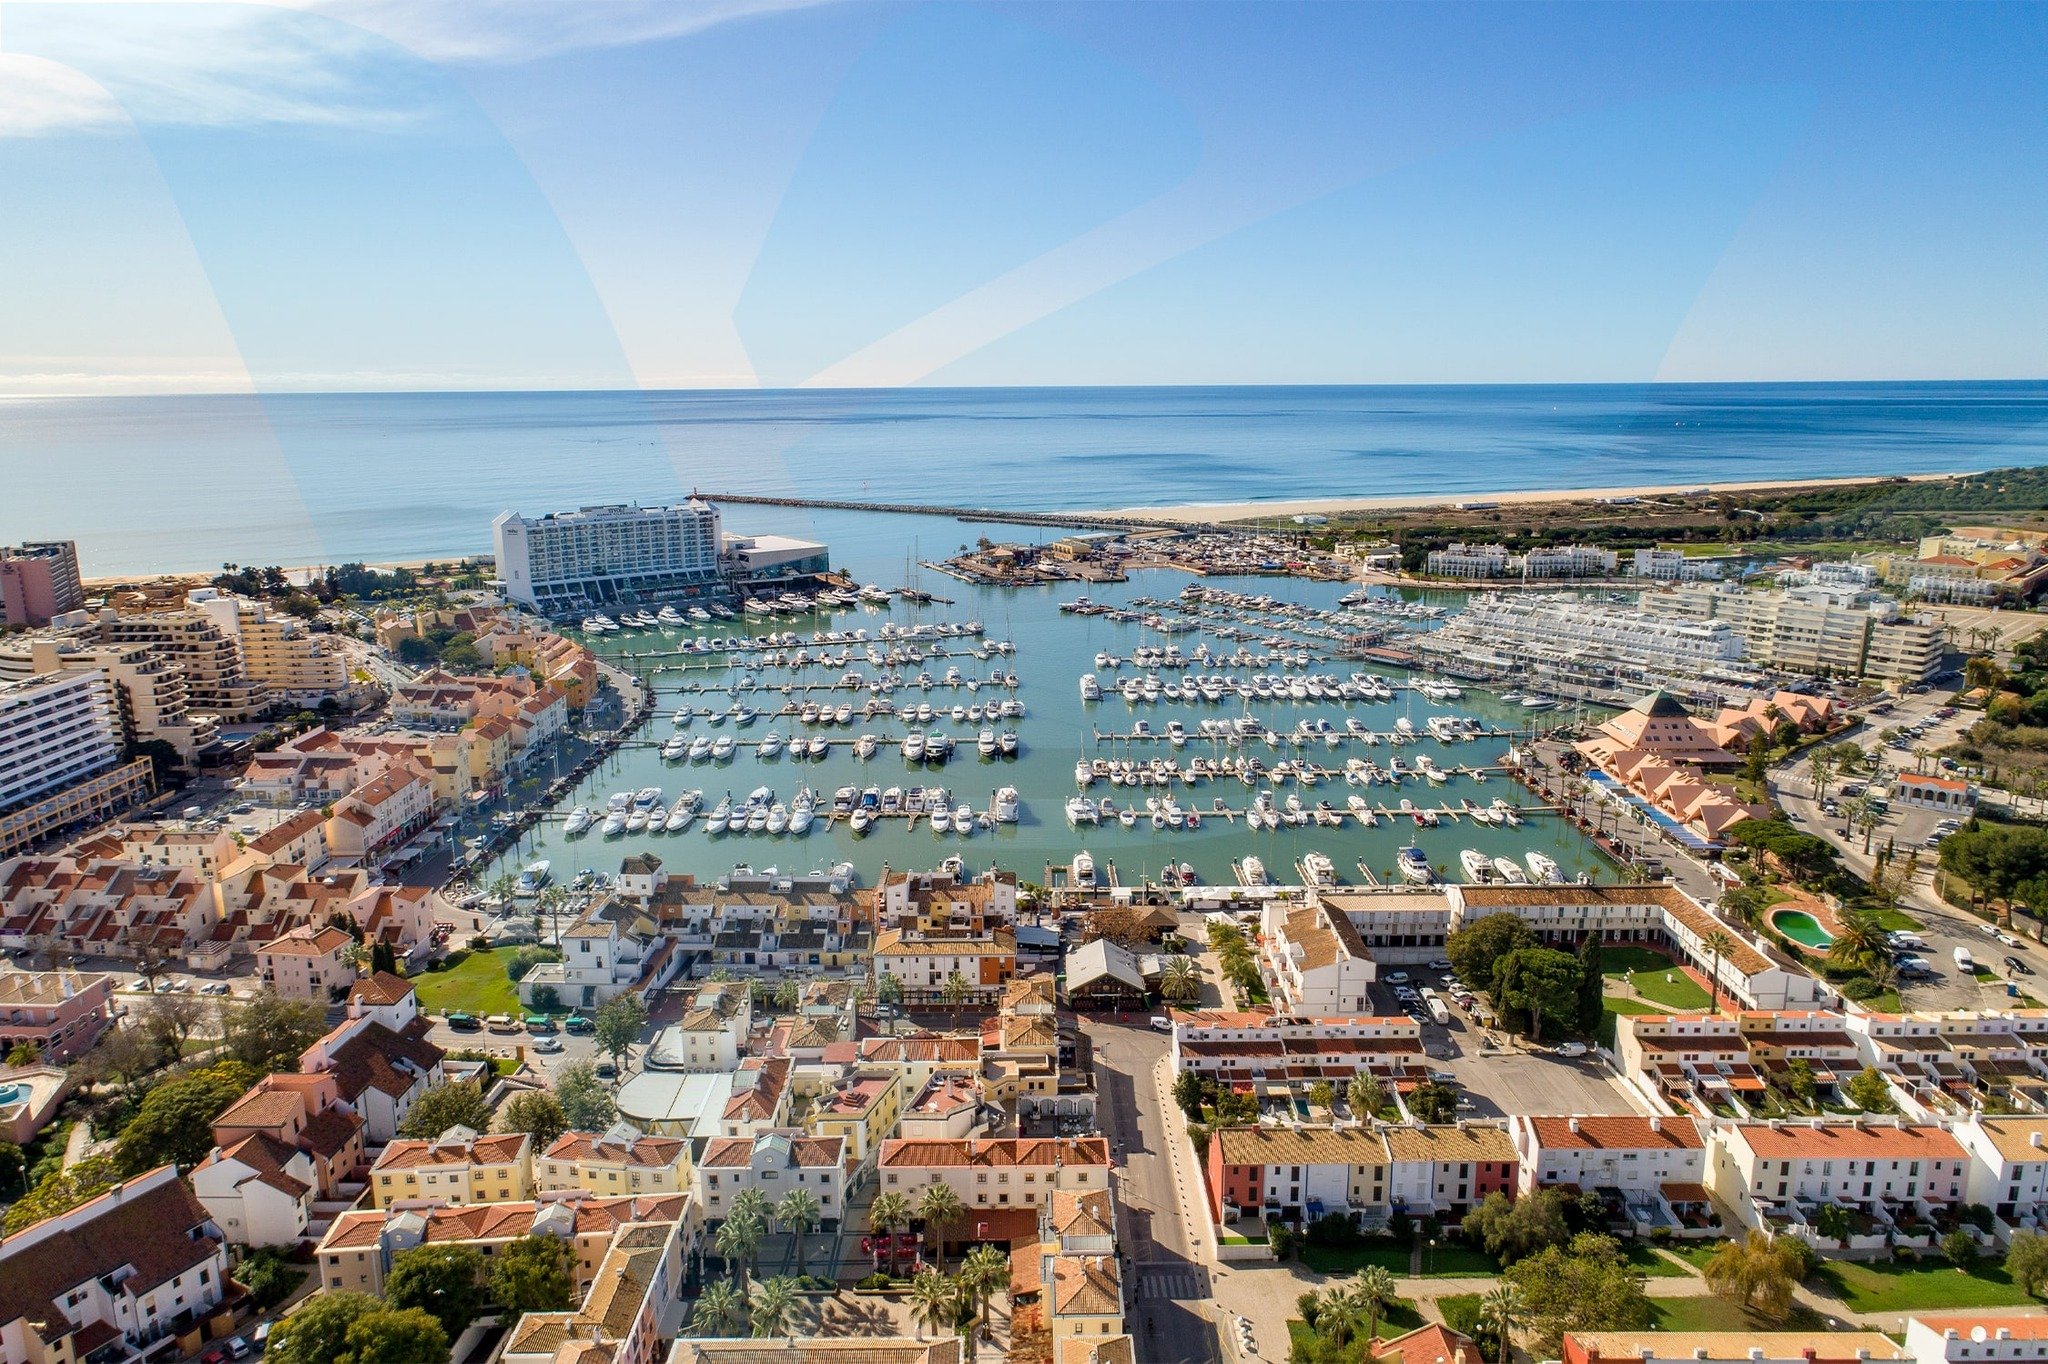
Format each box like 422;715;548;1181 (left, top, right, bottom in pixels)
1082;1018;1219;1364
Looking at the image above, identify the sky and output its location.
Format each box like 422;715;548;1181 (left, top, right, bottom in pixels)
0;0;2045;394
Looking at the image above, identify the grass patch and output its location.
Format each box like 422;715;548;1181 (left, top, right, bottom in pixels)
1649;1296;1828;1332
1299;1242;1499;1278
1599;995;1663;1047
1625;1243;1695;1278
1600;947;1713;1010
1668;1239;1731;1271
1869;907;1924;931
1287;1298;1426;1361
413;947;525;1017
1812;1257;2037;1313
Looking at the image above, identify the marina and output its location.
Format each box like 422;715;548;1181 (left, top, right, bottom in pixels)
479;506;1616;891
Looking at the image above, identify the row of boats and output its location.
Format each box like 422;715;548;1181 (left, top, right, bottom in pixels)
563;784;1025;837
843;785;1021;834
1461;848;1565;884
1236;844;1555;888
1083;670;1437;706
1096;714;1488;748
1074;750;1492;789
579;586;926;635
1060;790;1529;831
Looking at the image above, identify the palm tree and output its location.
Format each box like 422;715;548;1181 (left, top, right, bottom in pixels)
960;1242;1010;1332
877;972;905;1011
1350;1264;1399;1347
1479;1282;1525;1364
941;971;971;1028
488;872;519;907
908;1267;956;1340
1827;908;1889;973
689;1280;744;1336
1159;955;1202;1006
1701;929;1733;1013
775;1189;822;1277
1347;1071;1385;1123
731;1187;772;1228
916;1183;966;1273
715;1211;764;1290
749;1276;803;1338
869;1190;913;1275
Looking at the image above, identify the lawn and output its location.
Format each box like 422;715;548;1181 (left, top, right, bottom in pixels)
1600;947;1713;1011
1668;1239;1730;1272
1649;1296;1827;1332
1300;1242;1499;1278
1625;1243;1695;1278
1287;1299;1425;1360
412;948;524;1017
1813;1257;2037;1314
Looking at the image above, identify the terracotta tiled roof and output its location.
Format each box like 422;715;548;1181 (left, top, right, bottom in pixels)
0;1169;220;1334
373;1130;528;1172
1380;1124;1517;1165
323;1021;443;1102
1049;1189;1114;1240
347;970;414;1007
1735;1120;1966;1162
1212;1125;1388;1168
544;1130;688;1167
878;1137;1109;1171
1370;1324;1480;1364
1050;1254;1121;1317
1526;1116;1703;1152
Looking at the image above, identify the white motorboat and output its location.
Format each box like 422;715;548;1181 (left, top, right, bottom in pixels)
562;806;595;836
977;728;998;757
688;736;712;761
1397;845;1434;884
665;803;698;833
1065;796;1100;826
1241;855;1268;885
993;787;1020;822
513;861;551;897
953;802;974;833
1079;673;1101;701
1302;851;1336;886
672;708;693;728
711;736;736;760
1526;851;1562;883
901;733;926;762
1492;856;1531;885
855;733;879;759
759;731;785;757
1071;850;1096;889
1460;849;1493;883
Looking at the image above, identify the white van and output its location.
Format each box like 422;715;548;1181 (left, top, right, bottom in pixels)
1955;947;1977;973
1149;1016;1173;1033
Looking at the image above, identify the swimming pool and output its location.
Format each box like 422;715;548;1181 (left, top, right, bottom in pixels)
1773;910;1834;950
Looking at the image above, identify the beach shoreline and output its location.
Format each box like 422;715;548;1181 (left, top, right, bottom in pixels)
1094;471;1964;525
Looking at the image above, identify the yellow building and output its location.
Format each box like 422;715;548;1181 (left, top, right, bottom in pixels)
535;1127;694;1198
368;1128;532;1207
808;1070;903;1166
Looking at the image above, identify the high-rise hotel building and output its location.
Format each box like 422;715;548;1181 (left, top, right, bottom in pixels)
0;665;153;858
493;501;725;613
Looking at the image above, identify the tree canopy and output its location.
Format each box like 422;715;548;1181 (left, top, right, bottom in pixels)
398;1080;495;1140
553;1061;616;1131
386;1244;487;1336
115;1061;258;1175
490;1233;577;1313
267;1293;450;1364
1446;912;1539;995
498;1090;568;1148
218;992;330;1072
1503;1232;1653;1355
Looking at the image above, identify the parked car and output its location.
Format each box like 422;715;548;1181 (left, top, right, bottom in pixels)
594;1061;618;1080
1552;1041;1589;1058
563;1015;593;1033
486;1014;520;1034
532;1035;564;1053
2006;956;2034;976
446;1012;480;1031
1426;959;1453;972
1384;971;1410;984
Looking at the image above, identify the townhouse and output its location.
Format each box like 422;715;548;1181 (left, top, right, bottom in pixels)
1258;897;1377;1016
321;760;436;867
874;928;1017;1006
646;864;872;975
857;1033;984;1097
1205;1125;1390;1227
538;1125;695;1198
1169;1010;1427;1089
0;856;212;962
316;1191;688;1296
808;1069;904;1173
1956;1117;2048;1227
369;1127;534;1207
191;1131;317;1247
638;980;753;1073
1509;1115;1710;1225
209;1072;368;1198
0;1166;232;1364
523;893;682;1012
1380;1124;1519;1218
876;1137;1111;1216
255;923;356;1000
875;866;1019;935
298;1012;447;1143
1710;1119;1968;1241
695;1129;848;1227
500;1219;684;1364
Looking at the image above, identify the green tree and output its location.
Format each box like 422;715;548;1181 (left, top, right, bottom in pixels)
1479;1282;1526;1364
1494;947;1581;1043
1350;1264;1398;1345
1827;908;1890;972
870;1190;914;1274
1573;936;1605;1035
218;991;329;1072
2005;1230;2048;1297
961;1242;1011;1331
1700;929;1733;1013
877;972;905;1010
1504;1232;1653;1356
499;1090;568;1148
1463;1188;1570;1265
554;1060;616;1130
1159;955;1202;1005
1307;1080;1338;1122
593;992;648;1071
490;1233;577;1312
750;1275;804;1337
386;1244;487;1336
0;1141;24;1193
1703;1231;1806;1323
3;1153;118;1233
776;1188;822;1276
689;1280;745;1335
1943;1228;1980;1268
341;1306;448;1364
1446;912;1539;997
398;1080;494;1139
1783;1058;1817;1107
1847;1066;1896;1113
941;971;972;1027
1347;1071;1386;1121
115;1061;256;1175
1407;1080;1459;1124
234;1248;306;1310
4;1040;41;1067
716;1210;765;1288
908;1267;957;1340
917;1181;967;1272
1173;1069;1206;1120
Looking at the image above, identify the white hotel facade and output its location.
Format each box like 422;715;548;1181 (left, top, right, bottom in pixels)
494;502;725;613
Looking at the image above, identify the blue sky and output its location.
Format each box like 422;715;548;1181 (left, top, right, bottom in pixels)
0;0;2044;392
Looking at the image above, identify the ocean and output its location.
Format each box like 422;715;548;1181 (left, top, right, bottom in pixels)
3;381;2046;576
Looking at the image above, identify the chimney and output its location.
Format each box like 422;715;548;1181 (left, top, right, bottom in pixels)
1570;1118;1581;1135
1650;1117;1662;1133
2032;1131;2043;1150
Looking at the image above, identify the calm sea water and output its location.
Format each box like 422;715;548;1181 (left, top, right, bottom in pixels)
3;382;2046;576
482;520;1609;891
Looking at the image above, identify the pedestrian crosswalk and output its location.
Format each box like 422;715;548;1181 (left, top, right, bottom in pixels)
1136;1264;1210;1300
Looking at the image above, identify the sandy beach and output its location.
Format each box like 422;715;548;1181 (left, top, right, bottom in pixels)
1097;471;1963;525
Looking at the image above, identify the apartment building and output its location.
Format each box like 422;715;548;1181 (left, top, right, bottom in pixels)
256;923;357;1001
0;667;121;818
873;929;1017;1006
646;863;872;975
500;1218;686;1364
809;1070;904;1169
0;1165;231;1364
1509;1114;1707;1198
1633;547;1723;582
298;1014;446;1142
1711;1118;1967;1229
1521;545;1619;579
316;1192;688;1296
696;1130;847;1226
1168;1010;1426;1087
876;866;1020;935
369;1127;534;1207
187;590;348;703
1257;897;1377;1015
98;608;271;720
1380;1124;1519;1217
537;1126;694;1198
0;540;83;627
1416;593;1753;695
0;970;113;1061
1205;1125;1390;1225
523;893;684;1012
0;857;210;961
875;1137;1110;1215
210;1072;368;1199
1424;543;1512;579
0;637;215;766
321;761;436;866
1640;583;1945;683
494;501;725;613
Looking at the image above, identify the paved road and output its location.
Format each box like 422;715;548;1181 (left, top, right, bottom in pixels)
1084;1018;1219;1364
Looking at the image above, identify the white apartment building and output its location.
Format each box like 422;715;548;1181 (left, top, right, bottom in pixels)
1509;1114;1706;1196
1415;594;1752;695
695;1129;846;1226
1640;583;1944;683
875;1137;1111;1215
1521;545;1619;579
0;667;120;816
1169;1010;1424;1085
1424;543;1512;580
189;590;349;703
1633;547;1724;582
1258;898;1377;1016
0;637;216;766
494;501;724;612
1711;1119;1967;1218
1906;1315;2048;1364
1954;1117;2048;1222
